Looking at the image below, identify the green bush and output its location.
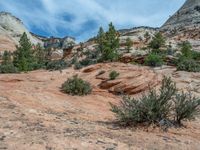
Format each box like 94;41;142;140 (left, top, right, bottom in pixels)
145;53;164;67
0;51;18;73
174;92;200;124
46;60;69;71
61;75;92;96
177;59;200;72
148;32;165;50
74;62;83;70
0;64;18;73
110;77;200;126
109;71;119;80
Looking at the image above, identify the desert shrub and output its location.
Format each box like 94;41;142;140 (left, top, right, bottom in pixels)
177;59;200;72
61;75;92;96
145;53;164;67
192;51;200;61
109;70;119;80
74;62;83;70
110;77;200;126
174;92;200;124
148;32;165;50
0;51;18;73
46;60;69;71
0;64;18;73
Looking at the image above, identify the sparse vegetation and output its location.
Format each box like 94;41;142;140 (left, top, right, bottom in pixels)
46;59;70;71
125;37;133;53
61;75;92;96
145;53;164;67
148;32;165;50
176;42;200;72
110;77;200;126
109;70;119;80
0;51;18;73
177;59;200;72
13;32;36;71
96;22;120;62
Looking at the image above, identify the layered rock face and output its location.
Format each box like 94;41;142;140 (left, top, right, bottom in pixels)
0;12;43;51
161;0;200;50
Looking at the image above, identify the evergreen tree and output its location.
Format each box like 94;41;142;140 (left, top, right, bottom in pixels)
148;32;165;50
34;43;47;67
180;41;192;58
0;51;18;73
96;27;105;53
101;22;119;61
125;37;133;53
2;51;12;65
13;32;35;71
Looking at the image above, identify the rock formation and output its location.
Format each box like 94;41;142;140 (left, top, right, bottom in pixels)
161;0;200;50
0;12;43;52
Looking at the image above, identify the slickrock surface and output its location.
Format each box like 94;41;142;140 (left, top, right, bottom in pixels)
0;63;199;149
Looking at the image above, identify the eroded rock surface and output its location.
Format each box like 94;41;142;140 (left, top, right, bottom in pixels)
0;63;200;149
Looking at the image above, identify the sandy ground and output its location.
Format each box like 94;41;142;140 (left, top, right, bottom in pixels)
0;63;199;150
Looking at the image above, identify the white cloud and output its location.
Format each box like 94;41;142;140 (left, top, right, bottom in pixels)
0;0;185;41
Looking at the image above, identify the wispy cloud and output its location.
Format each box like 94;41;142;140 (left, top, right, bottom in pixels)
0;0;185;41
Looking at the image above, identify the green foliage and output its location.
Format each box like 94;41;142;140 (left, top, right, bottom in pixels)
34;44;48;68
177;59;200;72
145;53;164;67
174;92;200;124
148;32;165;50
13;32;35;71
125;37;133;53
0;51;18;73
175;42;200;72
46;60;70;71
109;70;119;80
96;23;120;62
61;75;92;96
180;41;193;58
96;27;105;53
74;62;83;70
110;77;200;126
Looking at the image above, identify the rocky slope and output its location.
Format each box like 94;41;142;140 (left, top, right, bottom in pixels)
0;12;43;52
161;0;200;50
0;63;199;149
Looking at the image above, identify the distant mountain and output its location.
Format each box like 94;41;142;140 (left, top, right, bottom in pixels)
161;0;200;50
0;12;43;52
0;12;76;53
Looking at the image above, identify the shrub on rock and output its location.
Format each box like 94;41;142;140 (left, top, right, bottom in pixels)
110;77;200;126
177;59;200;72
109;71;119;80
61;75;92;96
145;53;164;67
46;60;70;71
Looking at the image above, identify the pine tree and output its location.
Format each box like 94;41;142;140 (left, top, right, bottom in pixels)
2;51;12;65
96;27;105;53
148;32;165;50
34;43;47;67
125;37;133;53
102;22;119;61
0;51;18;73
13;32;35;71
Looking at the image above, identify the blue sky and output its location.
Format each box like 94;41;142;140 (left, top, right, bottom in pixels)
0;0;185;42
